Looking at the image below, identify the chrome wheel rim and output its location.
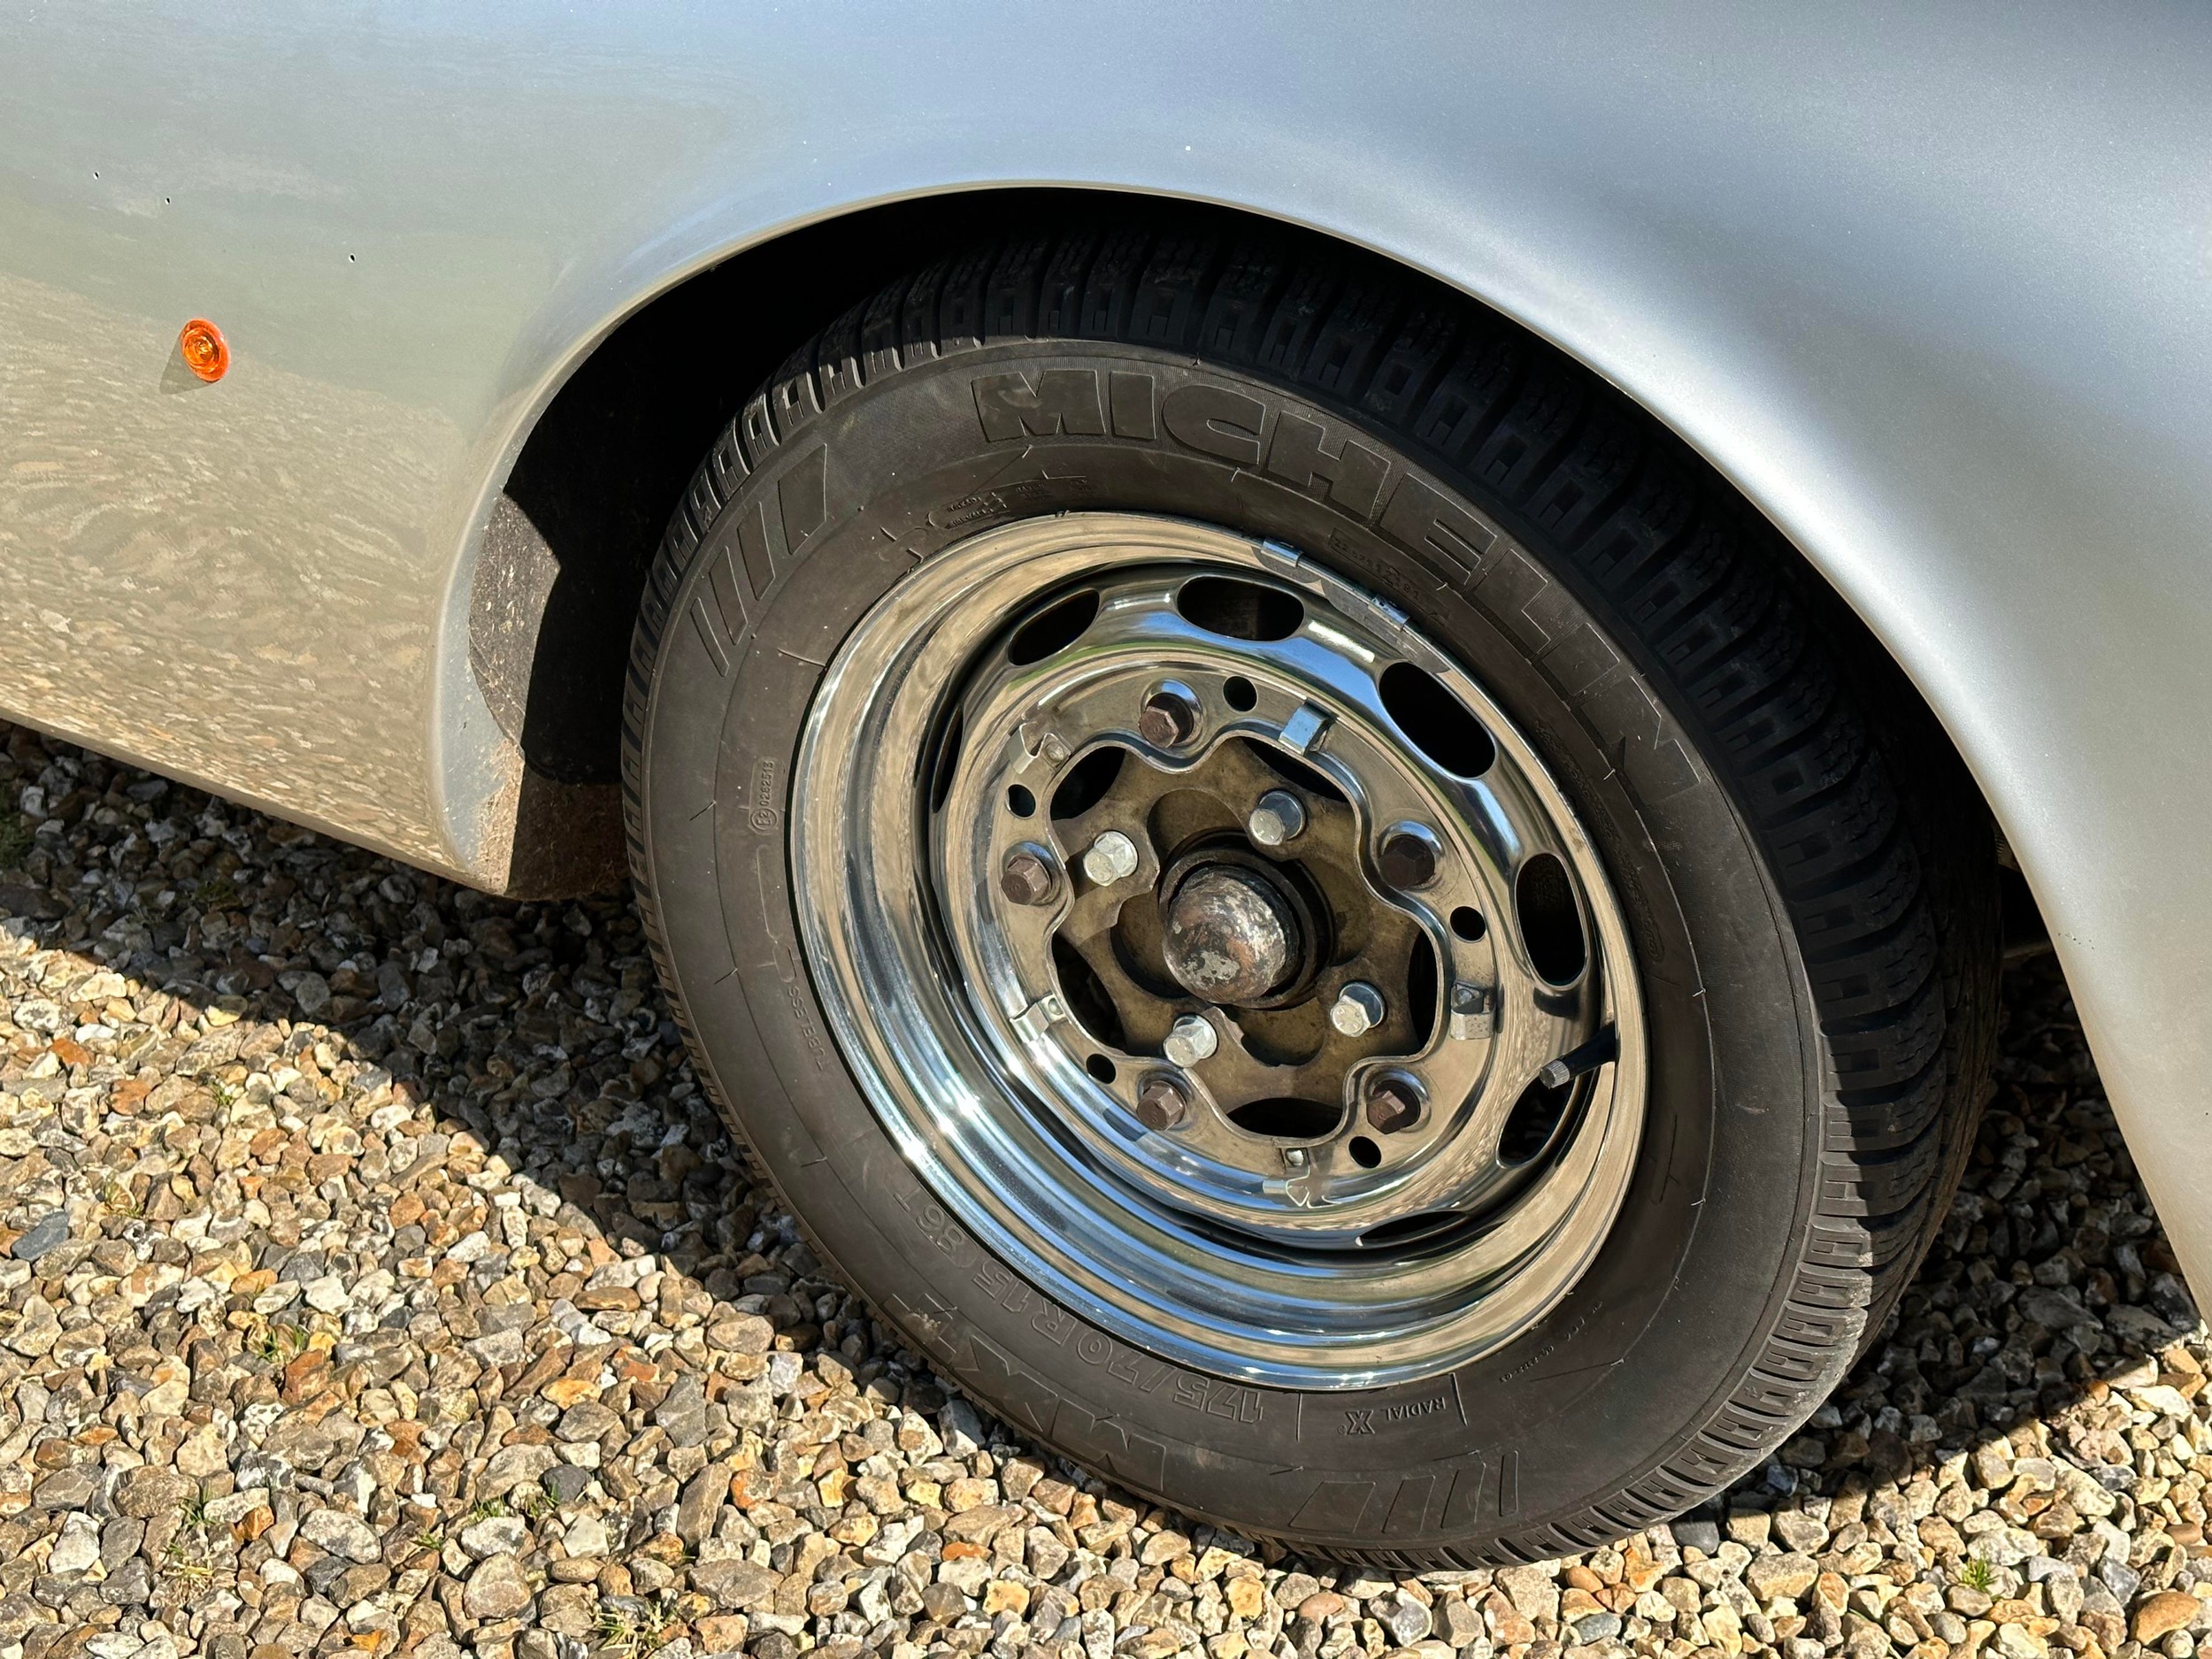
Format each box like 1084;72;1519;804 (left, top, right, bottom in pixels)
791;514;1644;1388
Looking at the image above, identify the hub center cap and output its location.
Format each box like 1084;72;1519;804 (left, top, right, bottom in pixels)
1161;864;1302;1005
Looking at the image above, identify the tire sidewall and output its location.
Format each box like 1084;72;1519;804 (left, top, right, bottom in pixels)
638;342;1827;1555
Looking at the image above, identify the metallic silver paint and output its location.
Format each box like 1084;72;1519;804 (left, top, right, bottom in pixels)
4;3;2209;1292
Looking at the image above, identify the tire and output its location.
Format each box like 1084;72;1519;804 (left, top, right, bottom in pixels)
623;213;1999;1565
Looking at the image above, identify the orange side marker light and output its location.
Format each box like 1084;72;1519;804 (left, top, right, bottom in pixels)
179;318;229;382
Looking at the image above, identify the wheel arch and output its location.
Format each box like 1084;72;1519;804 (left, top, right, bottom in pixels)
440;193;1044;899
451;185;2011;923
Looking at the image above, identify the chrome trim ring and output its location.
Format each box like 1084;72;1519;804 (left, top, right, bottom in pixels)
790;514;1645;1388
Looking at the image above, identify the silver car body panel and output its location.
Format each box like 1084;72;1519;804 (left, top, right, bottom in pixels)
4;4;2209;1292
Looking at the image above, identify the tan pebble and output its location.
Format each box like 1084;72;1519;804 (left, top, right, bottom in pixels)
2132;1590;2200;1646
1482;1592;1534;1646
1141;1530;1193;1565
696;1616;751;1651
1622;1548;1665;1593
829;1511;878;1546
541;1376;598;1409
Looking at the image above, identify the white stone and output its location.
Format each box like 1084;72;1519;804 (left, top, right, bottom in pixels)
48;1511;101;1575
459;1515;528;1560
564;1514;611;1556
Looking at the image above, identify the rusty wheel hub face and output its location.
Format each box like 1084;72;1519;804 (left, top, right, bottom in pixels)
790;515;1646;1387
1154;841;1332;1012
1160;863;1302;1005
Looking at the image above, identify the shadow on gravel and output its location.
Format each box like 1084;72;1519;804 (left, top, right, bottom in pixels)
0;746;752;1282
0;722;2208;1659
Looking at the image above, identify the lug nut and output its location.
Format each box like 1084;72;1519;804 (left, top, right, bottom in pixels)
1139;688;1200;749
1164;1014;1219;1066
1378;826;1440;889
1247;789;1306;848
1365;1074;1423;1133
1135;1075;1190;1131
1081;829;1141;886
1329;981;1386;1037
1000;844;1059;906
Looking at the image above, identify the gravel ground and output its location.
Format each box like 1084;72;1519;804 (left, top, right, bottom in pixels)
0;721;2206;1659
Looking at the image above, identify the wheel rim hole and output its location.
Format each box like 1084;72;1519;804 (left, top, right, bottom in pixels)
1085;1054;1118;1085
1006;784;1036;818
1515;853;1586;983
1177;576;1303;641
1050;746;1125;819
1051;938;1125;1048
1007;588;1101;664
1222;676;1257;711
1225;1097;1342;1139
1379;661;1496;777
1499;1073;1575;1164
1240;737;1348;804
1406;934;1439;1047
1348;1135;1381;1169
1449;905;1486;941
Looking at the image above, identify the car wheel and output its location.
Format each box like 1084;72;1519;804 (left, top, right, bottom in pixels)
624;217;1998;1564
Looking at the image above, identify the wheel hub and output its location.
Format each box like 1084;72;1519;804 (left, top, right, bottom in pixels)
1161;863;1302;1005
789;514;1646;1387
